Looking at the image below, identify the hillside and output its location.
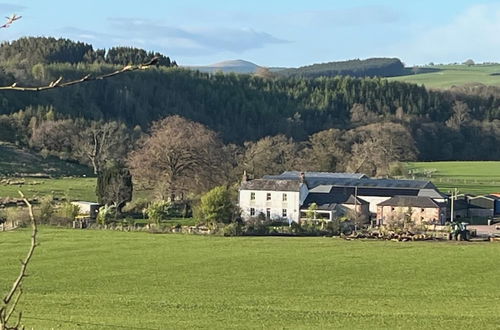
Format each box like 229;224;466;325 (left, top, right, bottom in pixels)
389;64;500;89
0;37;499;162
186;59;262;74
278;58;407;78
0;142;92;177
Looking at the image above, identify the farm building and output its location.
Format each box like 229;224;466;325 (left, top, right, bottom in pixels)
71;201;100;219
377;196;447;225
451;194;500;219
239;171;447;223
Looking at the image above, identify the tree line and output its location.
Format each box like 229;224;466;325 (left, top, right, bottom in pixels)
277;57;408;78
0;37;499;162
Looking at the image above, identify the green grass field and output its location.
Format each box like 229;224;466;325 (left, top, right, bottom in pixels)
0;177;98;201
390;64;500;89
406;161;500;195
0;228;499;329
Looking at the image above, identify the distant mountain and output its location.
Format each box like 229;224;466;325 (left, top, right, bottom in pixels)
186;59;262;74
278;58;408;78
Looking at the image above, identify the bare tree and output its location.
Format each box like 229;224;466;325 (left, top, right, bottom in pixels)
301;128;348;172
73;121;131;175
128;115;228;200
242;135;301;178
346;123;417;176
446;101;471;129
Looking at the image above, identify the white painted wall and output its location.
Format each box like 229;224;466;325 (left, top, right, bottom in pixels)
239;189;303;222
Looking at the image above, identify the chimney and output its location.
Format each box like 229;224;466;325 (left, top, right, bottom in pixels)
299;172;305;183
242;170;249;183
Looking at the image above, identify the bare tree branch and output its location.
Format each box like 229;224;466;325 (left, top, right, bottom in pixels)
0;191;37;330
0;57;160;91
0;14;21;29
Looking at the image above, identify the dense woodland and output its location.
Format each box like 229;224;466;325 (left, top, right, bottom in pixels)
277;58;408;78
0;37;499;176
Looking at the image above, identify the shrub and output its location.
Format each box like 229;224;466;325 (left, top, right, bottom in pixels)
389;162;406;177
197;186;238;227
97;204;117;225
38;195;55;224
146;200;173;225
58;201;80;222
122;198;149;214
242;217;269;235
223;222;243;236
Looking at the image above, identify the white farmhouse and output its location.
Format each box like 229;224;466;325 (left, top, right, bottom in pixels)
239;174;309;223
239;171;448;224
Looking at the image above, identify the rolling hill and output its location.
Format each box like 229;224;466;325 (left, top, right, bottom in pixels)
389;63;500;89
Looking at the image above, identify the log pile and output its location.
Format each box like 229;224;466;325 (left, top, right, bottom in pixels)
344;231;445;241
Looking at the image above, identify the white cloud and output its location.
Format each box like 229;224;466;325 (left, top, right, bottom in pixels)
396;4;500;64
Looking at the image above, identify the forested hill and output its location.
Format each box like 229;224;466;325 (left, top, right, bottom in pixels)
0;37;499;161
277;58;407;78
0;37;177;68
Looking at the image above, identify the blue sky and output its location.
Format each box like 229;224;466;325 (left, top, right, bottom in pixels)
2;0;500;67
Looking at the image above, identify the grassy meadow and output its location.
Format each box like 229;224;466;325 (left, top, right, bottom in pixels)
0;177;98;201
0;228;499;329
389;64;500;89
406;161;500;195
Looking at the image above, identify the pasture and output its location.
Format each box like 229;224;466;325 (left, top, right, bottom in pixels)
1;228;499;329
406;161;500;195
0;177;98;202
390;63;500;89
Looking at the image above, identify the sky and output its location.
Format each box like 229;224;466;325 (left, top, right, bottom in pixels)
2;0;500;67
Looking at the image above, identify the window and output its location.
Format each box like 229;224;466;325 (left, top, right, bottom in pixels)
250;192;255;201
250;208;255;216
282;193;287;202
266;208;271;219
282;209;287;217
421;208;425;212
391;207;395;211
266;193;271;201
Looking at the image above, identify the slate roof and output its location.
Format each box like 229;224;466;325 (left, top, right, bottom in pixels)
303;191;368;209
418;189;447;199
377;196;440;208
263;172;435;190
267;171;368;180
240;179;302;192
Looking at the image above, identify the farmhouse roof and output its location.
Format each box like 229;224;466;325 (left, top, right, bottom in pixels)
269;171;368;180
240;179;302;192
377;196;440;208
303;191;369;209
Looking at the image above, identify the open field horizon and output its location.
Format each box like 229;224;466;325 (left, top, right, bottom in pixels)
390;64;500;89
406;161;500;195
1;228;499;329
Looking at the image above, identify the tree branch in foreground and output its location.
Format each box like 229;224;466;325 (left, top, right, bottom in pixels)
0;14;21;29
0;191;38;330
0;57;160;91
